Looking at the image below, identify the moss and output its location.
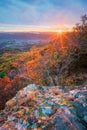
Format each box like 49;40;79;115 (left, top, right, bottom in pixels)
38;108;44;116
0;70;6;78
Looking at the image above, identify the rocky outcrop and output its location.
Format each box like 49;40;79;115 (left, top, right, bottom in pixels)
0;84;87;130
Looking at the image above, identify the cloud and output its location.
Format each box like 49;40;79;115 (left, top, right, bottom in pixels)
0;0;87;31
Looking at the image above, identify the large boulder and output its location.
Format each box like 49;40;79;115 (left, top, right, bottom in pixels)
0;84;87;130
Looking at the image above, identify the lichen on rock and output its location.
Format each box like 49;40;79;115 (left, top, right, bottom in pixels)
0;84;87;130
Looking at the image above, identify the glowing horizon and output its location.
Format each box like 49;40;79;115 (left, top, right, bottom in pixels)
0;23;73;32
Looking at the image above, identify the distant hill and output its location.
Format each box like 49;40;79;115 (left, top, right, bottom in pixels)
0;32;54;40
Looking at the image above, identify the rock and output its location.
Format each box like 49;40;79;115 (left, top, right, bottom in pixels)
83;116;87;123
6;99;16;107
0;84;87;130
34;110;39;117
69;89;79;97
23;84;37;93
75;90;87;99
6;84;38;107
39;107;52;116
51;107;86;130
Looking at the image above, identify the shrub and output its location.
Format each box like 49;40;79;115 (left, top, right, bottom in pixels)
0;70;6;78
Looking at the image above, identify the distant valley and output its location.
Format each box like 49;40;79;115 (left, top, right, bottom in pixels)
0;32;53;50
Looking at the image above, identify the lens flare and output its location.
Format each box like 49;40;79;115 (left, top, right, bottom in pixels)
57;29;63;33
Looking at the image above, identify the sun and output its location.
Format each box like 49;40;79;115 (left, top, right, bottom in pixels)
57;29;63;33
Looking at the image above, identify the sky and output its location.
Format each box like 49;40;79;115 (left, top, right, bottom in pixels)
0;0;87;32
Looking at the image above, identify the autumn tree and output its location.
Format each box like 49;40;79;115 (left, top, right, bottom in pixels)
74;14;87;51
